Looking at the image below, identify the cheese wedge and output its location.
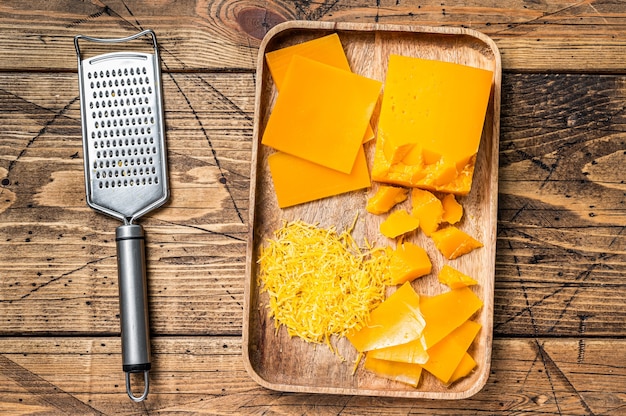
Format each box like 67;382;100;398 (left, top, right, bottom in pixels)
262;55;381;174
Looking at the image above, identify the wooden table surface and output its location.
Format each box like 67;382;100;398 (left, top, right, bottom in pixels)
1;1;625;415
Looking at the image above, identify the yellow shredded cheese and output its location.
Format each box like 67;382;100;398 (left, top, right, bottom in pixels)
257;220;392;352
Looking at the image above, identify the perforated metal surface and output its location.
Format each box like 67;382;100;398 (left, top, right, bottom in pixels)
78;51;168;222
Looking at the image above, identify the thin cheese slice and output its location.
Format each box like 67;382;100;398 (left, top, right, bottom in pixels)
265;33;351;91
265;33;375;143
420;320;481;383
448;353;477;384
420;287;483;349
347;282;425;352
268;147;370;208
364;356;423;387
262;55;381;174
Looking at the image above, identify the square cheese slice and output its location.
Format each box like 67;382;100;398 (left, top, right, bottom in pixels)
262;55;381;174
265;33;375;143
268;146;370;208
265;33;351;92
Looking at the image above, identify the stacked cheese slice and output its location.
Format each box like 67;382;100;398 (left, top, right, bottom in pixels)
347;280;483;386
263;34;381;208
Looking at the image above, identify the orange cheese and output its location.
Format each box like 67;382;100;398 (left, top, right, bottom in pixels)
411;188;443;236
265;33;351;91
379;209;420;239
262;55;381;173
364;356;423;387
387;241;432;284
347;282;425;352
264;33;375;143
268;147;370;208
448;352;477;384
366;185;408;215
421;320;481;383
430;226;483;260
441;193;463;224
420;287;483;349
438;265;478;289
367;336;429;365
372;55;493;194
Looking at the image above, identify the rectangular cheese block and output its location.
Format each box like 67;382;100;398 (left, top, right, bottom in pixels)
268;146;370;208
372;55;493;194
262;55;381;174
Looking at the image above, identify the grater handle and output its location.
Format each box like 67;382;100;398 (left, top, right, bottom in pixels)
74;29;158;59
116;224;151;402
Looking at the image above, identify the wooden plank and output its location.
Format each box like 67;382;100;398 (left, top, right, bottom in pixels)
2;1;626;72
0;72;254;335
0;337;624;414
2;71;626;337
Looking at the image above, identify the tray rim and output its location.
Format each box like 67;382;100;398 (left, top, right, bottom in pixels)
244;20;502;399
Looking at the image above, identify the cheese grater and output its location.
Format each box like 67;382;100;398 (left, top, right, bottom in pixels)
74;29;169;402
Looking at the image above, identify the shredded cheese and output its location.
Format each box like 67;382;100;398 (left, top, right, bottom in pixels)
257;219;391;352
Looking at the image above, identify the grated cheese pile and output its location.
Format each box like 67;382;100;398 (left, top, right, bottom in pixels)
257;219;392;352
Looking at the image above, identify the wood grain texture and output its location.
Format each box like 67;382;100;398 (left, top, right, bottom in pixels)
0;337;624;415
1;0;626;413
3;1;626;72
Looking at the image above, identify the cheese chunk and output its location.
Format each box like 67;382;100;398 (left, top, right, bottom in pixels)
387;241;432;284
411;188;443;236
262;55;381;173
441;193;463;224
438;265;478;289
268;147;370;208
372;55;493;194
431;226;483;260
379;209;420;239
366;185;408;215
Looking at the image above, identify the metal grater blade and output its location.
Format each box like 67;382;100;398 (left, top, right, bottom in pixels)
76;32;169;223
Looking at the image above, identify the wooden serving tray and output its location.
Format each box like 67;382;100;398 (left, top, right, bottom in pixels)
244;21;501;399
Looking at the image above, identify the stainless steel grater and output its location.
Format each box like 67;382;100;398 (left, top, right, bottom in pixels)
74;29;169;402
